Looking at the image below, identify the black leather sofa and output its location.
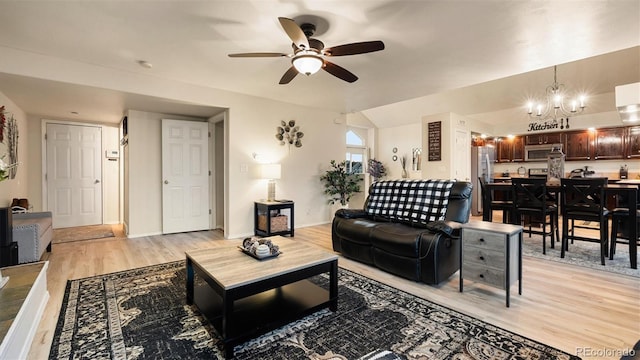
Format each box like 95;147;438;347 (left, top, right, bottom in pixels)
332;179;472;285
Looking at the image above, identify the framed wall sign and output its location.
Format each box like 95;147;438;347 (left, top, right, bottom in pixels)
428;121;441;161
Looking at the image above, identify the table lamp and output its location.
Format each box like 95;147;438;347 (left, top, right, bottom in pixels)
261;164;281;201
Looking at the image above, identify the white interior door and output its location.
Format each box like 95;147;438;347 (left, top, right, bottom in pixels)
454;129;471;181
162;119;210;234
46;123;102;228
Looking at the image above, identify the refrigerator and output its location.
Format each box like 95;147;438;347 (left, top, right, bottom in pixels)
471;146;496;216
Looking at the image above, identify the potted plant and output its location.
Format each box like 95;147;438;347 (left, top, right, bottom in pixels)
320;160;361;206
367;158;387;182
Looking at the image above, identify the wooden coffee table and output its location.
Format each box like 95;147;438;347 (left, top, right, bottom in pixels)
185;236;338;358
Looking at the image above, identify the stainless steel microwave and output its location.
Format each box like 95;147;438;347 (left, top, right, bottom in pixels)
524;143;563;162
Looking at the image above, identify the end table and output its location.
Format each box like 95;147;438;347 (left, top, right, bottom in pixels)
459;221;523;307
254;200;294;237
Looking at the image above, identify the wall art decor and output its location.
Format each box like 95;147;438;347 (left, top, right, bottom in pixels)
0;106;5;142
275;120;304;148
428;121;441;161
0;106;18;180
412;148;422;171
6;114;18;179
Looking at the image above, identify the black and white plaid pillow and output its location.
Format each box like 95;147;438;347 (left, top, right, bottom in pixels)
365;180;405;220
406;180;455;224
365;179;455;225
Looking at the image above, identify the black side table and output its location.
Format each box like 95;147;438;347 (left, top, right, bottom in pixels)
254;200;294;237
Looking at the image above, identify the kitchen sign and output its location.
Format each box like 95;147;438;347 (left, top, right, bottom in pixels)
527;118;570;132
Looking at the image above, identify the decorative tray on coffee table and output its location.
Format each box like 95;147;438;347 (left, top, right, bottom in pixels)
238;246;282;260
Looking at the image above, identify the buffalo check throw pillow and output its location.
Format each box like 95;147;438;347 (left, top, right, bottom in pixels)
365;179;455;226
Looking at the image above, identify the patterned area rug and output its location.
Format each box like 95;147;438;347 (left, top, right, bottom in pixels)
49;261;580;360
53;224;115;244
521;227;639;278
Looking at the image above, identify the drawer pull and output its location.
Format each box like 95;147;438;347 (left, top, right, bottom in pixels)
479;274;485;278
479;256;485;261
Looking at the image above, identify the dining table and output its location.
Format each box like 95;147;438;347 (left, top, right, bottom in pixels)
484;179;638;269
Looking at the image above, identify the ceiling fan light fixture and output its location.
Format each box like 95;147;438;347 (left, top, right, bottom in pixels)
292;52;323;75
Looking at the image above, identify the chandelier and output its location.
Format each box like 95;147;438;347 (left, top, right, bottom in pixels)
526;65;586;123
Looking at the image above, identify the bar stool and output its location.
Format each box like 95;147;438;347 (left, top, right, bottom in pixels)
609;185;640;267
478;177;513;224
560;177;609;265
511;177;559;254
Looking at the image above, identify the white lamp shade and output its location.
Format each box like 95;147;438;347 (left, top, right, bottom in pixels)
261;164;281;180
292;54;323;75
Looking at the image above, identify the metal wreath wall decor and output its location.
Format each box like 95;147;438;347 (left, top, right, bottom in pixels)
275;120;304;148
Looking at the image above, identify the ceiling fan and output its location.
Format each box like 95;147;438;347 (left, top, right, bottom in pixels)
228;17;385;84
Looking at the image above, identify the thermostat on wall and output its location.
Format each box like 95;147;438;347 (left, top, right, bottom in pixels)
105;150;120;159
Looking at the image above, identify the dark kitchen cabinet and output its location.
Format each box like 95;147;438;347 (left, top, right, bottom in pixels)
496;139;512;163
512;136;525;162
594;127;625;160
525;132;563;145
564;130;592;161
496;136;524;162
625;126;640;159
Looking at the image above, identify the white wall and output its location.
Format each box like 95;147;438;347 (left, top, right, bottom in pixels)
225;98;344;238
124;110;207;237
377;123;422;179
421;113;451;179
122;102;344;239
103;126;119;224
0;91;28;206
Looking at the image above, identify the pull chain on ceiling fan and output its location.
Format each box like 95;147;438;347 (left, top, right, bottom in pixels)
228;17;385;84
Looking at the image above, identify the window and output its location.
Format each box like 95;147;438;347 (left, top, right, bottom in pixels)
346;129;365;174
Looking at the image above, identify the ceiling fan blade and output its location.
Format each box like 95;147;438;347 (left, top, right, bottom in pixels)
279;66;299;84
322;61;358;83
278;17;309;50
228;52;288;58
324;41;385;56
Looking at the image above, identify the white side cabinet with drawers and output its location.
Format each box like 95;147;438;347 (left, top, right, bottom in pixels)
459;221;523;307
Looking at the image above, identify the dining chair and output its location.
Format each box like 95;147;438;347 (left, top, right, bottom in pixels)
560;177;609;265
511;177;559;254
478;177;513;223
609;185;640;265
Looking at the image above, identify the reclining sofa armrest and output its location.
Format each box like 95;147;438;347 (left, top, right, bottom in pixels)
425;220;463;238
334;208;367;219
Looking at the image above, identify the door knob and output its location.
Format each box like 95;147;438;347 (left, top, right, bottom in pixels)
94;179;100;184
164;180;169;184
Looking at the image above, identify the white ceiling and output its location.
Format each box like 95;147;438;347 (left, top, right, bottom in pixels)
0;1;638;126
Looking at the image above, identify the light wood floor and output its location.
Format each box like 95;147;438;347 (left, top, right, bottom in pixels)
28;222;639;360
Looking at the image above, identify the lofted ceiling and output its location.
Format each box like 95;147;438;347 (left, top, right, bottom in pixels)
0;1;638;126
